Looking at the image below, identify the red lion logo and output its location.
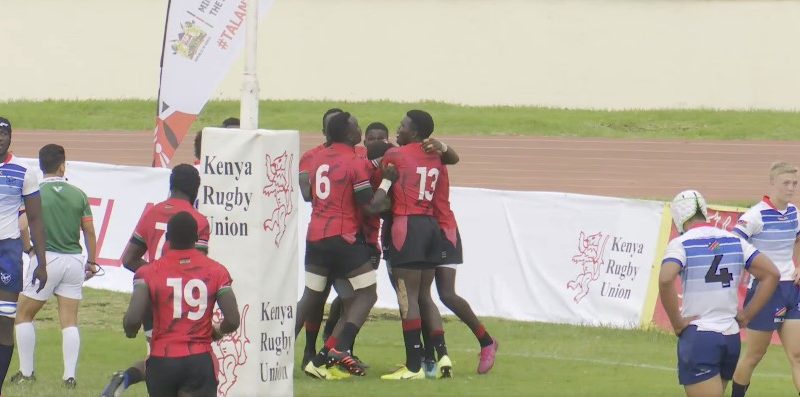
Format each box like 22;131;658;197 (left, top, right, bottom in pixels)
212;304;250;397
566;232;609;303
263;151;295;247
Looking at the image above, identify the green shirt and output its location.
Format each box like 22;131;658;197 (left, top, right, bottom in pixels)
40;177;92;254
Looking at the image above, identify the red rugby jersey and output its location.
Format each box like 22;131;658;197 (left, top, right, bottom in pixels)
135;249;232;358
432;165;459;245
299;143;326;174
132;198;210;261
381;143;443;217
307;143;372;243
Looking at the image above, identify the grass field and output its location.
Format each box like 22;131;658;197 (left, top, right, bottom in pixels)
2;288;795;397
1;100;799;140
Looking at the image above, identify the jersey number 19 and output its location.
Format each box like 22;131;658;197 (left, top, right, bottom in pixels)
167;278;209;320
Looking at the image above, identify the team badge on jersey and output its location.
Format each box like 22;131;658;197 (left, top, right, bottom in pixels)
708;240;721;252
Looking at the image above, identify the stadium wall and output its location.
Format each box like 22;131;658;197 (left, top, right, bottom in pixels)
2;0;799;109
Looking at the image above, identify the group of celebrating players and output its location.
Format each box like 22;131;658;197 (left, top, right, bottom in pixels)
661;162;800;397
294;108;498;380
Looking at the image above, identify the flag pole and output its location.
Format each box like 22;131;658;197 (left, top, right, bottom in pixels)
240;0;259;130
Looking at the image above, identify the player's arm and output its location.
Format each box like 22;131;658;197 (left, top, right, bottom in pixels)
196;220;210;255
81;217;98;278
18;210;31;254
423;138;459;165
123;278;151;338
121;239;147;273
23;189;48;292
738;250;779;328
356;164;398;216
793;234;800;284
215;287;240;339
299;171;312;202
658;240;694;336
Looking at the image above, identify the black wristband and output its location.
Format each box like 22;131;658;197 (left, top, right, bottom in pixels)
24;246;34;254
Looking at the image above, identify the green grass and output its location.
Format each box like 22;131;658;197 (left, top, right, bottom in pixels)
5;288;797;397
1;100;799;139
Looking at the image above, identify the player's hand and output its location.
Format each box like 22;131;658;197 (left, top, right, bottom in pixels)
125;328;138;339
673;316;698;336
736;311;753;329
382;163;398;182
32;265;47;293
793;268;800;285
84;261;99;281
422;138;444;154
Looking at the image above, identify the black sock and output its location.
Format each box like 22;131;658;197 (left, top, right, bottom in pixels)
402;320;422;372
731;381;749;397
350;327;359;355
335;322;359;352
421;329;435;362
304;321;320;357
311;348;330;367
474;324;494;348
431;330;448;359
0;344;14;394
124;366;144;388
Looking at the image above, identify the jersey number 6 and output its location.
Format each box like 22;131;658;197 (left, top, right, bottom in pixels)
315;164;331;200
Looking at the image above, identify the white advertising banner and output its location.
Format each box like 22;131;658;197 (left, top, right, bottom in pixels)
296;189;664;328
152;0;274;167
19;156;664;329
199;128;298;397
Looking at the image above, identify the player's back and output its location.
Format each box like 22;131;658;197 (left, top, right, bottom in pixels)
299;143;327;174
433;165;457;231
667;225;756;334
136;249;232;358
383;142;443;217
307;143;370;242
134;198;210;261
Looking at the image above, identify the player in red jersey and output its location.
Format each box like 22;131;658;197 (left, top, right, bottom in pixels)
102;164;209;397
320;122;390;347
295;108;346;369
428;157;499;375
301;112;395;379
378;110;448;380
123;212;240;397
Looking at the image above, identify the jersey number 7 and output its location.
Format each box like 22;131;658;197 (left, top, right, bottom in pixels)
704;254;733;288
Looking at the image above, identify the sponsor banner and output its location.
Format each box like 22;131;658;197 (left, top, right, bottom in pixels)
296;189;664;327
19;155;669;329
199;127;298;397
152;0;274;167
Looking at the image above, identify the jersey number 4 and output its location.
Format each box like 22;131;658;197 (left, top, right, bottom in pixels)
167;278;208;320
704;254;733;288
416;167;440;201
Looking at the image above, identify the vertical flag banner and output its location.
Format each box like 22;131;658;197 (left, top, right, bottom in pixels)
152;0;274;167
199;127;299;397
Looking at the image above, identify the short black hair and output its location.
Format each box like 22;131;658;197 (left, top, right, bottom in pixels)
193;130;202;160
366;122;388;133
322;108;344;131
406;110;434;139
166;211;198;249
326;112;351;143
367;140;395;160
170;164;201;203
39;144;66;174
222;117;240;128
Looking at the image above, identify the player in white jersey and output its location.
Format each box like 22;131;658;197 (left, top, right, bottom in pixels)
731;162;800;397
660;190;778;397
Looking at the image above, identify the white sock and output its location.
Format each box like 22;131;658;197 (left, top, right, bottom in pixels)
62;327;79;380
15;322;35;377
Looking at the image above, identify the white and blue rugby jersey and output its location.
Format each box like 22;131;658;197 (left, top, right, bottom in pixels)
734;197;799;282
0;154;39;240
663;224;759;335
